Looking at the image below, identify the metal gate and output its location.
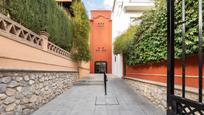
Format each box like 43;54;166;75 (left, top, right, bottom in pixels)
167;0;204;114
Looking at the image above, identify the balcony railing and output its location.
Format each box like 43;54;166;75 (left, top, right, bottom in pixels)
124;0;154;12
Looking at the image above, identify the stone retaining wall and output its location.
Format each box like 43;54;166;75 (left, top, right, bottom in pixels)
125;77;204;111
0;71;77;115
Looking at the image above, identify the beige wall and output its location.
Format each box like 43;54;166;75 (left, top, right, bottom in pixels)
79;61;90;78
0;35;77;71
0;13;77;72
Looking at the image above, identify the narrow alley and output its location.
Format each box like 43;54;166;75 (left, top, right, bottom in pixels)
32;74;164;115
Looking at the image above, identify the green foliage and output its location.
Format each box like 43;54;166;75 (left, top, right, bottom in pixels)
114;26;137;55
0;0;91;61
0;0;9;15
126;0;203;65
2;0;73;50
70;0;91;61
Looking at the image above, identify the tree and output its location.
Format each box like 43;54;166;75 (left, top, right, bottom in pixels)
71;0;91;61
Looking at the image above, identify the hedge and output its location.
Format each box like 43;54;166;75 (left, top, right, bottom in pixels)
0;0;9;15
114;26;137;55
1;0;73;51
123;0;203;65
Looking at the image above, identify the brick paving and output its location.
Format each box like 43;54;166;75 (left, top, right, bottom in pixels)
32;74;165;115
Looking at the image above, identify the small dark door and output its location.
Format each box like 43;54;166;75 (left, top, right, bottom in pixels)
94;61;107;73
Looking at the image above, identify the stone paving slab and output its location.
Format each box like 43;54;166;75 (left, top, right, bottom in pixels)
32;74;165;115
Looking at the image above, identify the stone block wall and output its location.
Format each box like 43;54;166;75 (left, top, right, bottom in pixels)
125;77;204;111
0;71;77;115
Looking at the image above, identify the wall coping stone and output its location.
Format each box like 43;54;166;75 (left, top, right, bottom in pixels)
0;68;79;73
125;76;204;95
127;72;204;78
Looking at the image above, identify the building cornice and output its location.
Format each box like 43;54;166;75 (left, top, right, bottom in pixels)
92;15;110;20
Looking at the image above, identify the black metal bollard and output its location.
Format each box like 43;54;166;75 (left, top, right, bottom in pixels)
104;72;107;95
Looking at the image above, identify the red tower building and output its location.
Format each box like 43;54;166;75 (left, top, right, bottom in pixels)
90;10;112;73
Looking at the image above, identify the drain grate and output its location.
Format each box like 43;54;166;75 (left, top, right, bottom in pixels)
95;96;119;105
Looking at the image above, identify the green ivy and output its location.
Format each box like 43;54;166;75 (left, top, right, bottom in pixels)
124;0;203;65
1;0;73;51
70;0;91;61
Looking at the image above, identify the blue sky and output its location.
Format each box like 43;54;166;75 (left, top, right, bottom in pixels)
82;0;114;18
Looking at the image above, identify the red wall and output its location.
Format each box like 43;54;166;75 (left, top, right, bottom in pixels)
126;55;204;88
90;10;112;73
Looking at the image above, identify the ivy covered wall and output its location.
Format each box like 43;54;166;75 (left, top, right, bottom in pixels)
114;0;203;65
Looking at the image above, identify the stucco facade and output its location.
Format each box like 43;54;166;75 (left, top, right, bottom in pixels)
90;10;112;73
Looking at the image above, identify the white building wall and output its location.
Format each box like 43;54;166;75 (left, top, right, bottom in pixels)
112;0;154;78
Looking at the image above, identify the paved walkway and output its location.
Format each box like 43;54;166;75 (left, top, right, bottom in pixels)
32;74;165;115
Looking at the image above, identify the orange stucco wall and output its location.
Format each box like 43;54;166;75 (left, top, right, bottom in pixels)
126;55;204;88
90;10;112;73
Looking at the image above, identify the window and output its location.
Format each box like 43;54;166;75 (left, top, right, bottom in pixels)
96;47;106;53
97;22;104;27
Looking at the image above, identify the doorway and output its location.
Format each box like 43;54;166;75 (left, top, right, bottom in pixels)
94;61;107;73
